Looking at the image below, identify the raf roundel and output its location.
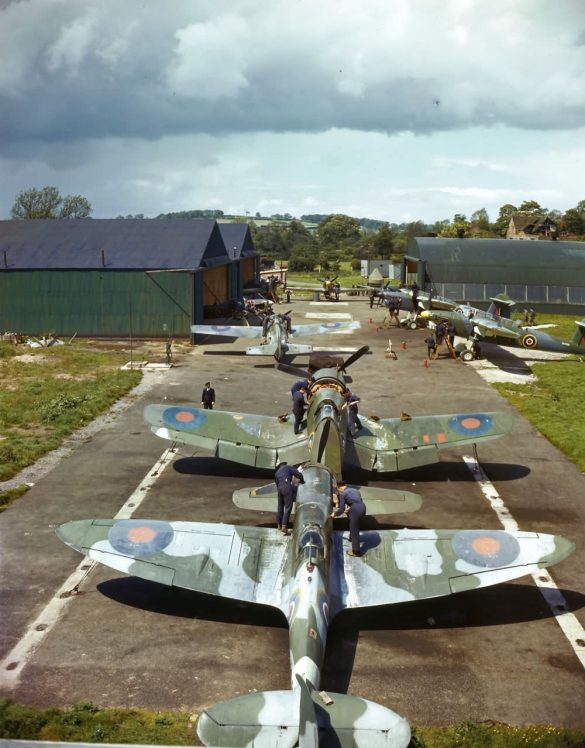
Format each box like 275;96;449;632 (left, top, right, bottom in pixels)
521;333;538;349
162;406;207;430
320;322;341;329
109;519;174;557
448;413;493;437
452;529;520;568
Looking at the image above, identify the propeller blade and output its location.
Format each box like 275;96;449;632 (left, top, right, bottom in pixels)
339;345;370;371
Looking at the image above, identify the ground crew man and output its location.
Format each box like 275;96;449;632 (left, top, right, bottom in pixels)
275;462;305;534
291;377;313;398
330;482;367;557
424;333;437;360
201;381;215;409
292;388;307;434
345;391;362;437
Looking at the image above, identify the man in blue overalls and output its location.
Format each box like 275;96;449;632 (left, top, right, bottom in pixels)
275;462;305;535
331;482;367;557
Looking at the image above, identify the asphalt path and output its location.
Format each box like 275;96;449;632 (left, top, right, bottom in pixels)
1;296;584;730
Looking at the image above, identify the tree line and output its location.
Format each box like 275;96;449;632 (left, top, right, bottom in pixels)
8;187;585;274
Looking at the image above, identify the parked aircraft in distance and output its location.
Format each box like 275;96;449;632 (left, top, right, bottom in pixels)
286;275;350;301
191;313;360;363
58;347;574;747
421;297;585;361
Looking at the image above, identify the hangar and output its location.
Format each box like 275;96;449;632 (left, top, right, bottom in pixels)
402;237;585;312
0;218;256;338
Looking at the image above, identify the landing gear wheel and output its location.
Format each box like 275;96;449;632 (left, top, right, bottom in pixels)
460;350;475;362
408;321;418;330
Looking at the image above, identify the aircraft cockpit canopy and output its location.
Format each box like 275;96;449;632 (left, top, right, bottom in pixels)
299;526;325;565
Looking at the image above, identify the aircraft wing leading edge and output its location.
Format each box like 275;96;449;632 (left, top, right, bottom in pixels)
144;404;310;468
57;519;289;611
332;529;574;610
346;411;513;471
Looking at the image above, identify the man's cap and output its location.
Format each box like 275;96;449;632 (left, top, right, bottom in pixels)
205;381;210;386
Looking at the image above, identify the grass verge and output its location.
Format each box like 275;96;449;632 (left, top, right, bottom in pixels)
0;484;30;514
2;701;584;747
492;358;585;473
0;341;142;483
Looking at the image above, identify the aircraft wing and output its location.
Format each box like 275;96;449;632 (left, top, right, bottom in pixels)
292;320;360;337
285;280;322;290
57;519;289;611
191;324;263;339
333;528;574;610
144;404;310;468
473;319;521;340
345;411;513;472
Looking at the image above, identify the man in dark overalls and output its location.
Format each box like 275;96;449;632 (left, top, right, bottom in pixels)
290;377;313;398
275;462;305;534
292;388;307;435
331;482;367;557
345;391;362;437
201;381;215;410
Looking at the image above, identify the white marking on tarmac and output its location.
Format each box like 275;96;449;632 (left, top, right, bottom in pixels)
309;301;349;306
0;446;177;689
305;312;352;320
463;455;585;669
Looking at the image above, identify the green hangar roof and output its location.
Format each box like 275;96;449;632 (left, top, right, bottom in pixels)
0;218;231;270
407;237;585;287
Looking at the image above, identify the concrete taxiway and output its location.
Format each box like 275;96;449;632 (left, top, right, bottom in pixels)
1;295;584;730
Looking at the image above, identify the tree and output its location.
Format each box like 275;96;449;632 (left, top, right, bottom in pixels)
318;214;361;248
288;246;317;272
561;208;584;235
517;200;546;215
439;214;470;238
470;208;490;232
493;203;517;236
11;186;92;219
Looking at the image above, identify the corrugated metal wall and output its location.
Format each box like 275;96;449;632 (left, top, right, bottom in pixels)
0;270;193;337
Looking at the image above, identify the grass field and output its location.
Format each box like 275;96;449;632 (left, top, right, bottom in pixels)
1;700;584;747
0;340;143;507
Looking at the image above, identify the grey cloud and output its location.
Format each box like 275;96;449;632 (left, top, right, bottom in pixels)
1;0;585;157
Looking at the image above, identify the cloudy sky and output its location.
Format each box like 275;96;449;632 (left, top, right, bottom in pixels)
1;0;584;224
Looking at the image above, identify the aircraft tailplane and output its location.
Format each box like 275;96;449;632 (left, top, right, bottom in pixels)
233;484;422;515
246;343;278;356
196;681;411;748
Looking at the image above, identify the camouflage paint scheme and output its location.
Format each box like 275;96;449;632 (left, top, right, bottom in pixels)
421;302;585;357
144;366;514;478
285;277;351;300
191;315;360;362
56;358;575;746
57;465;574;747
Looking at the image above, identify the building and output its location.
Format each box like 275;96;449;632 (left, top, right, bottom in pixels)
506;214;558;240
402;237;585;312
0;219;257;337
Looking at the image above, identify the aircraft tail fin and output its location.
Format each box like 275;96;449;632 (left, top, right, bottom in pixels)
233;484;422;515
570;319;585;349
196;682;411;748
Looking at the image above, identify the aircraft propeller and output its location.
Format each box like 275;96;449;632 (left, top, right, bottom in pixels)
338;345;370;372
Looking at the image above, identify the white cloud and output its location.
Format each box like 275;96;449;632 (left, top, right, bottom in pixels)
167;14;250;100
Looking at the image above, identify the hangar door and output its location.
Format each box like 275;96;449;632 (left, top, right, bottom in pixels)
202;265;229;305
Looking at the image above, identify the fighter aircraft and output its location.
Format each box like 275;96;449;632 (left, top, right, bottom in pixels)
365;283;457;315
191;312;360;363
58;348;574;747
144;346;514;475
286;275;349;301
421;297;585;361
